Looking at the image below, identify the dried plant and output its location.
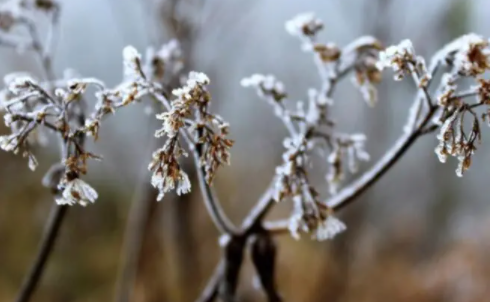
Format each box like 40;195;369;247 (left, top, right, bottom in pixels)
2;2;490;302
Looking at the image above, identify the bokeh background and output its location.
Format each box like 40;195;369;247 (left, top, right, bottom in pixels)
2;0;490;301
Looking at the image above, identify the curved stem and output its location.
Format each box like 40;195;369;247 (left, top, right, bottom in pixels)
328;111;436;210
241;186;275;235
193;142;238;235
15;204;68;302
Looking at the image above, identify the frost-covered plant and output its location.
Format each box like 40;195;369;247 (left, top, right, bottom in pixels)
0;21;232;208
4;2;490;302
241;12;380;241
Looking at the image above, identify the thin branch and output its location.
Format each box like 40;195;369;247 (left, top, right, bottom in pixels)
15;204;68;302
193;128;238;235
451;89;479;101
263;103;437;232
241;186;275;235
23;18;57;85
326;60;439;209
327;107;437;210
263;220;289;235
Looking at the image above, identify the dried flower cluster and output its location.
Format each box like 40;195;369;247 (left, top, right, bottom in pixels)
150;70;233;200
379;34;490;177
242;13;381;240
0;1;232;206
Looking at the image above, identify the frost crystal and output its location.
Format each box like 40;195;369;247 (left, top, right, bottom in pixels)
56;178;98;206
376;39;415;80
0;134;19;152
122;45;142;78
241;74;285;101
7;75;37;95
314;216;347;241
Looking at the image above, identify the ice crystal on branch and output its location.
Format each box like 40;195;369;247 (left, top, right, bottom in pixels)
376;39;416;81
241;74;286;102
452;34;490;76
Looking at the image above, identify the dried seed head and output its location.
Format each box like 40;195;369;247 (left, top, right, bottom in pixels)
149;146;191;201
314;215;347;241
309;43;341;62
376;39;415;80
452;34;490;76
56;177;98;206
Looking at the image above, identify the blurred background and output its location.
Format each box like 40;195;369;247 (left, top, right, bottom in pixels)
2;0;490;301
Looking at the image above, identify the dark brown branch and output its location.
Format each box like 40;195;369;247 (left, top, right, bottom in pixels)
250;231;282;302
219;236;246;302
15;204;68;302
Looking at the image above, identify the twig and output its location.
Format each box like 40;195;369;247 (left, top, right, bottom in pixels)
262;103;437;230
15;204;68;302
327;107;437;210
264;79;439;231
23;19;57;86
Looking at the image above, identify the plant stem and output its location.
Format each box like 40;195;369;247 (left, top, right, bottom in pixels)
15;204;68;302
